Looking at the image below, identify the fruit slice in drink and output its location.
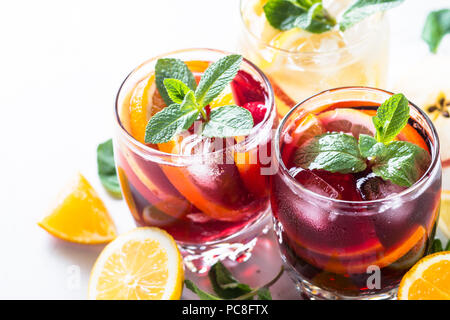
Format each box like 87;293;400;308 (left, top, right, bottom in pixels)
158;139;261;222
125;75;191;218
318;107;429;150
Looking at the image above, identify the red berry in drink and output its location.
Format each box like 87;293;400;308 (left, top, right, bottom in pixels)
242;101;267;125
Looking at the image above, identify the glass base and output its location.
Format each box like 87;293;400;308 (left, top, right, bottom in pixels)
285;264;398;300
179;209;272;273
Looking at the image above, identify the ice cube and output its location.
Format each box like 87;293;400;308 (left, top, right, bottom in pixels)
291;167;340;199
356;172;407;201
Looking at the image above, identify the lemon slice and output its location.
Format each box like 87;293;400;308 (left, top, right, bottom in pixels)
209;85;235;109
38;173;117;244
439;190;450;238
398;251;450;300
88;227;184;300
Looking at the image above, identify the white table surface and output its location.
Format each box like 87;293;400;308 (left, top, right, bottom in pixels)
1;0;449;299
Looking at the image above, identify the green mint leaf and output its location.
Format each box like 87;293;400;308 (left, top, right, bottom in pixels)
301;2;336;33
373;93;410;144
184;280;222;300
208;262;252;299
195;54;242;108
163;78;191;104
422;9;450;53
339;0;404;31
263;0;335;33
371;141;431;187
202;105;254;138
263;0;306;31
294;132;367;174
257;287;272;300
96;139;121;198
155;58;196;106
359;134;387;158
144;102;199;144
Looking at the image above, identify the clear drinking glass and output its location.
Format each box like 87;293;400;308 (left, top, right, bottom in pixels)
271;87;442;299
239;0;390;117
114;48;276;273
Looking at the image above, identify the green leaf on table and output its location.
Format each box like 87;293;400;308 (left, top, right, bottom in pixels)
155;58;197;106
373;93;410;144
430;239;450;254
202;105;254;138
371;141;431;187
97;139;121;198
195;54;242;107
263;0;335;33
144;101;199;144
339;0;404;31
163;78;192;104
184;280;222;300
422;9;450;53
294;132;367;174
208;262;252;299
430;239;444;254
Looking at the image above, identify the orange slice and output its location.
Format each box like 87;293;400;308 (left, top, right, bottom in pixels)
268;75;296;118
233;136;268;198
209;85;235;109
88;227;183;300
129;74;165;144
398;251;450;300
299;225;427;274
158;139;252;221
439;190;450;238
38;173;117;244
281;114;325;164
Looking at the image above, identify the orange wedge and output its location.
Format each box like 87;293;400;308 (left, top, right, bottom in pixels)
88;227;184;300
38;173;117;244
398;251;450;300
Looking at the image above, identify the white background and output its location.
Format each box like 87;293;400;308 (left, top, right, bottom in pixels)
0;0;449;299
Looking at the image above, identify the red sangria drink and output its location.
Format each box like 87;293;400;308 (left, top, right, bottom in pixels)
271;87;442;299
114;49;276;272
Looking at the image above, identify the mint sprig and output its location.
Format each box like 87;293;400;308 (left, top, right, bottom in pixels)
263;0;336;33
185;262;283;300
144;54;255;144
295;132;367;174
263;0;403;33
339;0;404;31
422;9;450;54
372;92;410;144
294;93;431;188
155;58;197;106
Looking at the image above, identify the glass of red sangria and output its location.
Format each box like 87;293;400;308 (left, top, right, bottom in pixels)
271;87;442;299
114;48;276;273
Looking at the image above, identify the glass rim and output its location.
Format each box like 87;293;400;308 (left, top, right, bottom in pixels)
239;0;385;57
114;47;275;160
274;86;441;205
